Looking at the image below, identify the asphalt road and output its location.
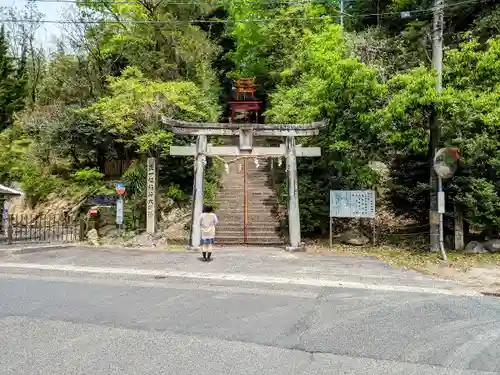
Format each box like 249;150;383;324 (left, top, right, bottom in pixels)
1;247;500;374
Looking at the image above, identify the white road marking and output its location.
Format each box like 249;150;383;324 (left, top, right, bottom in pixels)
0;273;319;299
0;262;481;296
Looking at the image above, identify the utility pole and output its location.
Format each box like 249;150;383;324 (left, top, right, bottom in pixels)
429;0;444;252
340;0;344;25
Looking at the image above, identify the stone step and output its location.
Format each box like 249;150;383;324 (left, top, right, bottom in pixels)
217;193;275;197
222;192;275;195
218;217;279;223
217;230;280;237
218;220;279;226
217;194;276;197
220;185;273;189
217;236;284;245
217;222;281;228
217;210;278;216
216;198;277;203
218;190;275;195
222;178;271;180
221;176;270;178
217;225;281;231
217;197;275;201
217;199;277;204
217;203;277;207
216;202;277;206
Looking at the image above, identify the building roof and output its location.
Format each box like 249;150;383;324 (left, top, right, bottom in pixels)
0;184;22;196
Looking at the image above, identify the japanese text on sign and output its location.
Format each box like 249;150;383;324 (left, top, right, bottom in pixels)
116;198;124;225
330;190;375;218
147;158;156;219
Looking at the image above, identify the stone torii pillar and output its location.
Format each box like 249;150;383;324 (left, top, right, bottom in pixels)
191;135;207;248
286;136;301;250
165;118;326;251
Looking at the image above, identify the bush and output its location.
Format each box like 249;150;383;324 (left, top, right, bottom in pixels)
167;184;189;203
20;166;66;205
72;167;105;185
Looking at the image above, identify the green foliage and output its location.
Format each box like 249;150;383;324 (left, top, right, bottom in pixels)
72;167;105;185
37;52;100;105
266;25;384;235
0;129;29;183
204;159;223;208
375;36;500;232
226;1;337;94
121;160;146;198
4;0;500;242
76;0;220;86
87;67;220;156
121;160;147;223
166;184;189;203
19;166;65;205
0;25;26;131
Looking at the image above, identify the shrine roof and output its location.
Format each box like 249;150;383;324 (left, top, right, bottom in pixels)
0;184;22;196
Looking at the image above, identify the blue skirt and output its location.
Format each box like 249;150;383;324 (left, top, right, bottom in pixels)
201;238;216;245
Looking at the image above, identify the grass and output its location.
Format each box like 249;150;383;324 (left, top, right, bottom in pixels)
306;240;500;275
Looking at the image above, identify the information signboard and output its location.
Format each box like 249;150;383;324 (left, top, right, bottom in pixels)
330;190;375;218
329;190;376;248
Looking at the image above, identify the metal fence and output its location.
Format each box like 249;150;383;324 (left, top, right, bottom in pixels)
0;214;83;245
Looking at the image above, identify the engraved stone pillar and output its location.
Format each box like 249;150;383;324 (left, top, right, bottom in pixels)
146;157;158;234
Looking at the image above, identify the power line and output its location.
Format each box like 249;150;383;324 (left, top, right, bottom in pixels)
344;0;485;18
31;0;332;4
0;15;337;24
0;0;484;24
28;0;484;10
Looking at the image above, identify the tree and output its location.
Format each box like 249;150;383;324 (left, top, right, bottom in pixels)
2;2;45;106
87;66;220;157
266;25;386;234
377;36;500;234
0;25;26;131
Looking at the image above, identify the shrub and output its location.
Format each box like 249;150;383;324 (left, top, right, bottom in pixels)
72;167;105;185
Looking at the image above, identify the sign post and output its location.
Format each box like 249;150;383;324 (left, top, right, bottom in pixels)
115;183;126;235
329;190;376;248
116;198;124;233
433;147;459;261
146;158;158;234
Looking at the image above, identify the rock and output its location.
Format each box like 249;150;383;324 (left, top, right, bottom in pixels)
124;232;167;248
163;221;188;242
465;241;488;254
164;207;190;225
340;230;370;246
99;224;118;237
482;239;500;253
87;229;99;246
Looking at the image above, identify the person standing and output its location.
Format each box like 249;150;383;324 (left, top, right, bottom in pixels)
199;204;218;261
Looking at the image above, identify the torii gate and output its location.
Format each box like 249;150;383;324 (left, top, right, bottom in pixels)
164;118;326;252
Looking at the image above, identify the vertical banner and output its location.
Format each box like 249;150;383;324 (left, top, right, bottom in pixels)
146;158;157;234
116;198;124;226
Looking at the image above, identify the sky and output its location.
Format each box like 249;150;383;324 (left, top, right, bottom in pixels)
1;0;66;48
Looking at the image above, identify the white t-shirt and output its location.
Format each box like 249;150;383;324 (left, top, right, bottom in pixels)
200;212;218;238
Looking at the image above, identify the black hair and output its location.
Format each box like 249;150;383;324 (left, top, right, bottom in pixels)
203;204;213;213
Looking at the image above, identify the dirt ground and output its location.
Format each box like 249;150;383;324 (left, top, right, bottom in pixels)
305;242;500;295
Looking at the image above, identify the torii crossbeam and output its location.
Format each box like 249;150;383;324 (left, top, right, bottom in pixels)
163;118;327;252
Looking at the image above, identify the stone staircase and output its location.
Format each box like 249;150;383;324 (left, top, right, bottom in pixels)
215;158;283;245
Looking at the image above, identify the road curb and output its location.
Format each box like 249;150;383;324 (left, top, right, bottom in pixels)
1;243;74;255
